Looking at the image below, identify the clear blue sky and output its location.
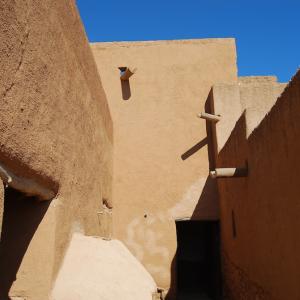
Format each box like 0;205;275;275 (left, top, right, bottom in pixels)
77;0;299;82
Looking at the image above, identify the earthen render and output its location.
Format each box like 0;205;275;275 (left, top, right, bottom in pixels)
0;1;299;299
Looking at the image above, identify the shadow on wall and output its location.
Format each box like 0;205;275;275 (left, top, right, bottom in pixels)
218;112;270;299
180;89;216;167
166;177;221;300
191;176;218;220
121;79;131;100
165;91;221;299
205;89;218;170
0;188;51;299
165;253;177;300
181;137;208;161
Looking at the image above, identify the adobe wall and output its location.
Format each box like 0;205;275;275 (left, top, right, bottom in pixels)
0;0;112;299
214;71;300;299
0;181;3;237
91;39;238;292
211;76;286;157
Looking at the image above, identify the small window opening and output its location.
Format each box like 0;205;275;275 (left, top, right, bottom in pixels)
0;188;51;298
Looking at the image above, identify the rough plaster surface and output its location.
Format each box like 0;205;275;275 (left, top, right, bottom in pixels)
0;0;112;298
210;83;242;157
238;76;286;137
51;233;157;300
216;70;300;299
91;39;237;291
222;252;270;300
211;76;286;156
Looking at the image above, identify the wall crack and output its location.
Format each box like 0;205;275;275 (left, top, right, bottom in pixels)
1;2;30;101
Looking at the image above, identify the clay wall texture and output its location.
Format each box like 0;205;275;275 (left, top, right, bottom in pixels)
0;0;112;299
215;71;300;299
91;39;238;291
0;182;3;237
2;0;297;297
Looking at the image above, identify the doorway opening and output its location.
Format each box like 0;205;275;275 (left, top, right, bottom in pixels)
175;220;221;300
0;187;50;299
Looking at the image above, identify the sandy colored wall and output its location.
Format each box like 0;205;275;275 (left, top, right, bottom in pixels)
214;71;300;299
91;39;237;292
0;0;112;299
211;76;286;157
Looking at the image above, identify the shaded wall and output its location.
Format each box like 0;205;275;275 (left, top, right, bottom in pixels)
0;182;3;237
0;0;112;299
215;71;300;299
91;39;238;292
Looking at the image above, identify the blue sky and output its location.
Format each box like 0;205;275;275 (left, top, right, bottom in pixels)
77;0;299;82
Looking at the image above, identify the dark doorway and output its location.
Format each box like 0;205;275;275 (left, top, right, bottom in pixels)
176;220;221;300
0;188;51;299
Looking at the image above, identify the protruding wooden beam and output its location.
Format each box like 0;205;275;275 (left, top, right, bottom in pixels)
119;67;136;80
210;167;248;178
197;112;221;122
